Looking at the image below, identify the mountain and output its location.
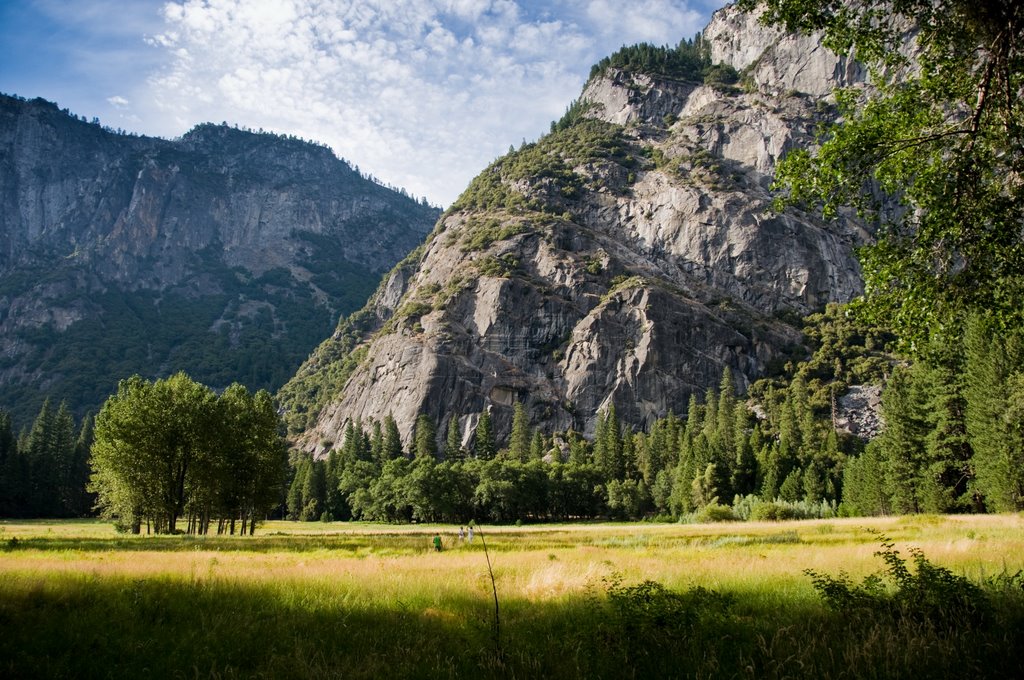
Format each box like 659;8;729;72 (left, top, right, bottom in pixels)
0;94;439;425
279;4;875;454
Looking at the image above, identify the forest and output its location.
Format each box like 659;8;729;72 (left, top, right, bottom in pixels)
281;305;1023;525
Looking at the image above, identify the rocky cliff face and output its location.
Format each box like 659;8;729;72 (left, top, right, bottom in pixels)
0;94;438;424
282;4;874;454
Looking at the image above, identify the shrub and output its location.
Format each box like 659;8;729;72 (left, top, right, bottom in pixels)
733;495;837;521
694;502;739;522
805;533;992;630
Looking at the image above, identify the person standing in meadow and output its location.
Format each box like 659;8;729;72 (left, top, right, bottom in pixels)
458;526;465;541
467;526;473;542
433;533;442;552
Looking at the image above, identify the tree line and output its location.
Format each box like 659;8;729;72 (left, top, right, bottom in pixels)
844;317;1024;515
286;367;845;525
0;401;94;518
286;305;1023;524
5;302;1020;526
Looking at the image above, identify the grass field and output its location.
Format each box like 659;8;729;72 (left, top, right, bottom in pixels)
2;515;1022;678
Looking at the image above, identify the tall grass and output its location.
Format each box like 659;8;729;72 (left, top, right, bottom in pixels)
1;516;1023;678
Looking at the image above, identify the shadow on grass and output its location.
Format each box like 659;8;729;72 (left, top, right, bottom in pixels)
1;571;1022;679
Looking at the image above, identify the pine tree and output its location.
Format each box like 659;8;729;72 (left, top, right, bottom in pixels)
529;429;546;461
0;411;17;517
475;408;496;460
370;420;384;463
964;318;1024;511
841;440;890;516
382;414;404;459
444;414;464;460
716;367;737;455
51;402;77;516
878;364;932;513
621;430;637;481
287;457;310;520
70;414;95;516
509;402;531;462
920;361;972;512
730;406;757;497
301;459;327;521
593;405;623;480
24;399;56;516
414;414;438;459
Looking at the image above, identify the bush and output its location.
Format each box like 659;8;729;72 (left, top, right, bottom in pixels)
732;495;837;521
805;533;992;630
694;502;739;522
602;577;735;647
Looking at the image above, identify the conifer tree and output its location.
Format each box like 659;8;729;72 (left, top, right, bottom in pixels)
475;408;496;460
370;420;384;463
444;414;464;460
0;411;17;517
301;459;327;520
414;414;438;459
593;405;623;480
287;457;310;520
70;414;95;516
716;368;737;454
730;407;757;497
877;365;931;514
509;402;531;462
382;414;404;459
529;429;546;461
842;440;890;516
964;319;1024;511
920;361;972;512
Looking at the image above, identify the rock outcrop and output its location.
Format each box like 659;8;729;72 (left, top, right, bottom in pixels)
283;4;876;454
0;94;438;423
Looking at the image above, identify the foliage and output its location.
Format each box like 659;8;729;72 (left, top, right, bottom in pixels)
963;316;1024;510
732;495;836;521
89;373;286;534
0;402;93;518
459;218;531;253
693;502;740;522
741;0;1024;349
450;119;630;215
588;36;710;82
276;260;411;434
806;533;991;630
0;240;382;428
600;576;735;665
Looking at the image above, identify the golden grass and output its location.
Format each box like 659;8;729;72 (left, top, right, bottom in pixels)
3;514;1021;604
3;515;1023;679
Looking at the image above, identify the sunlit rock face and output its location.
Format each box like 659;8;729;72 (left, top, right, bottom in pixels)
285;5;873;453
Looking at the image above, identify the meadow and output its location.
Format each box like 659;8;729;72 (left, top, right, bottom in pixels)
1;515;1022;679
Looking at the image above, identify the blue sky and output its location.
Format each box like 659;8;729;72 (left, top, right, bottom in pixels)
0;0;729;206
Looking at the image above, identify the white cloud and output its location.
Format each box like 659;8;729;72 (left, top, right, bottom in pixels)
130;0;718;206
106;95;130;107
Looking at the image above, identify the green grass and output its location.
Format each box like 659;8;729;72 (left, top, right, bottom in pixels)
1;516;1023;678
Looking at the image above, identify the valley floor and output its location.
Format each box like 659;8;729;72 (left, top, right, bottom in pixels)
2;515;1022;678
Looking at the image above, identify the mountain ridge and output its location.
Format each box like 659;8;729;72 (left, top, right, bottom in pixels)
0;93;439;425
280;3;874;455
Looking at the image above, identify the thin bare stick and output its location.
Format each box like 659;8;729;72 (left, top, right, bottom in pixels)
476;524;501;657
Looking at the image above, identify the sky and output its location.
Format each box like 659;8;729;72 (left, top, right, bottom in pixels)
0;0;729;206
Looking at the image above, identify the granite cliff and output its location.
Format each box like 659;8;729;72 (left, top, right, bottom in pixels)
0;94;438;424
282;4;874;453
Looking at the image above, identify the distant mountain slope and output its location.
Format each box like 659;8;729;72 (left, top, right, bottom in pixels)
0;94;439;425
278;4;874;454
